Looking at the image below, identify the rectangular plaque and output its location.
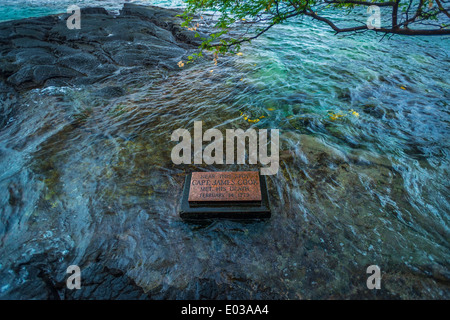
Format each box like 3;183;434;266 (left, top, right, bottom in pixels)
180;171;271;221
188;171;262;203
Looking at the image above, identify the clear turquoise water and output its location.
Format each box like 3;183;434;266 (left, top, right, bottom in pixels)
0;0;185;22
0;1;449;298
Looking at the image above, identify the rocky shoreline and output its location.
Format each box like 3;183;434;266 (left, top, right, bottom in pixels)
0;4;204;91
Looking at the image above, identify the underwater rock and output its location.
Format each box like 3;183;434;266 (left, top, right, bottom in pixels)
93;86;126;99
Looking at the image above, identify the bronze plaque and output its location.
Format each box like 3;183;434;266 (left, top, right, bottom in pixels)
188;171;262;202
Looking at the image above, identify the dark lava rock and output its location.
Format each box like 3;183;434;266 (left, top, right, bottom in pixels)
0;81;18;127
80;7;109;15
0;4;200;91
62;263;149;300
1;252;150;300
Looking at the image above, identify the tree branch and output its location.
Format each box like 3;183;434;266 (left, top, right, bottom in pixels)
325;0;396;6
392;0;400;29
189;0;450;53
435;0;450;18
305;9;450;35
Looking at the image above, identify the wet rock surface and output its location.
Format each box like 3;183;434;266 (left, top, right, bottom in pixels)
0;4;200;90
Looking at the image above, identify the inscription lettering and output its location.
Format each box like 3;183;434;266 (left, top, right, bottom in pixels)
188;171;261;202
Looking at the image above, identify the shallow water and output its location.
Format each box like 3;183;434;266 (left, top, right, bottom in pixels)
0;2;449;299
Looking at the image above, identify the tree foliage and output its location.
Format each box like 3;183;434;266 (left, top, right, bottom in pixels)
178;0;450;62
